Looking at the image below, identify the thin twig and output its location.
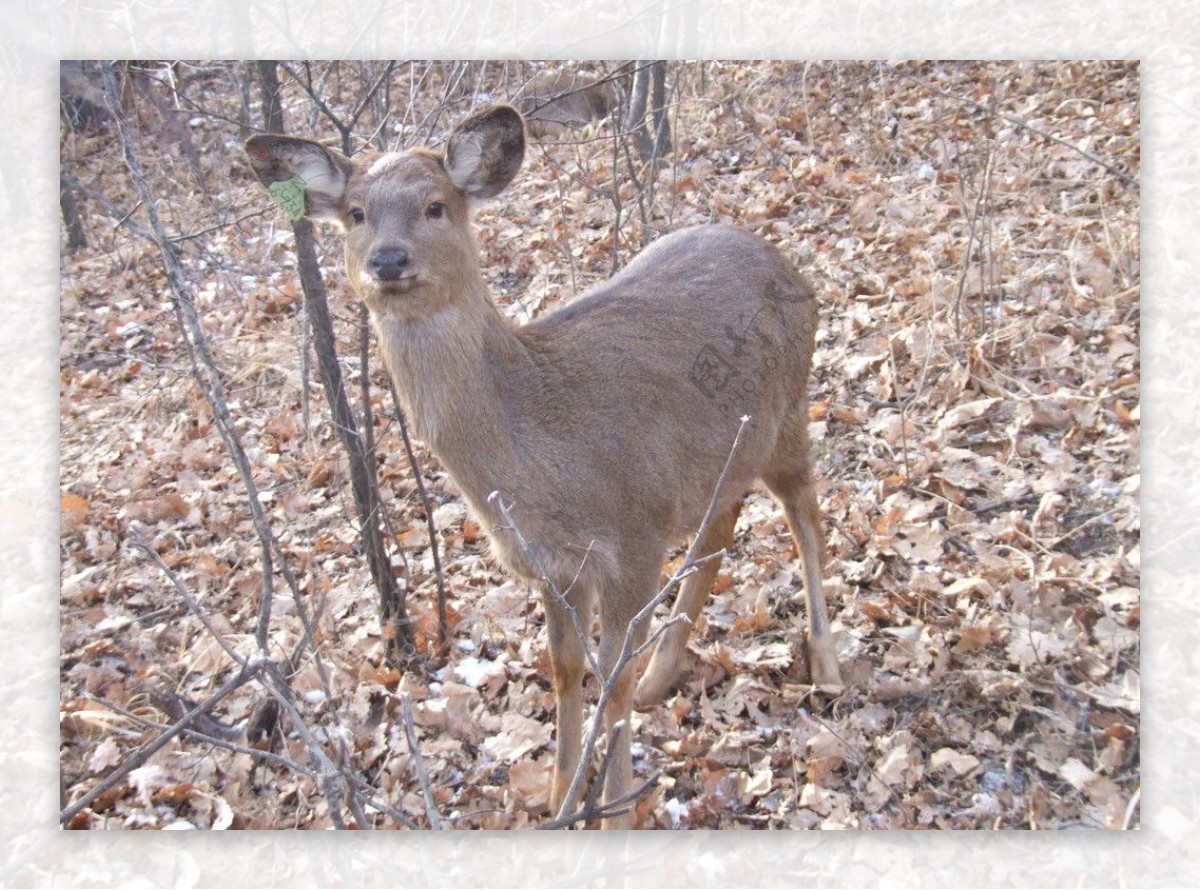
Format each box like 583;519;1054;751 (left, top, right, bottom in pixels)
101;61;361;829
60;663;259;824
400;693;443;829
388;380;449;653
1121;785;1141;830
535;732;659;829
128;530;249;670
488;493;603;684
254;664;358;830
84;693;316;777
102;62;283;654
519;415;753;823
888;64;1137;187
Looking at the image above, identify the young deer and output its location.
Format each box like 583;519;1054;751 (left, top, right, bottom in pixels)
245;104;841;828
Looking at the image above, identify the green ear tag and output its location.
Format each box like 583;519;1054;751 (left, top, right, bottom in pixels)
267;175;307;221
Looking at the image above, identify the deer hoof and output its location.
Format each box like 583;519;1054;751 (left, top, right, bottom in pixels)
807;633;844;692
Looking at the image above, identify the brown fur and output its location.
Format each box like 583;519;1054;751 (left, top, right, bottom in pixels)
514;70;618;138
245;105;841;829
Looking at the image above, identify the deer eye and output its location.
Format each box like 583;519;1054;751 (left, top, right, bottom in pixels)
426;201;445;219
349;207;366;224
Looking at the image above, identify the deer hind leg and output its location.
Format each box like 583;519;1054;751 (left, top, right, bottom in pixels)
763;418;842;690
543;583;589;820
634;500;742;709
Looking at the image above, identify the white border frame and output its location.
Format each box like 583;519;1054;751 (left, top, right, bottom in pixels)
8;2;1193;885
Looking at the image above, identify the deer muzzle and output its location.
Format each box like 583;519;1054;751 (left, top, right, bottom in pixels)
370;246;411;282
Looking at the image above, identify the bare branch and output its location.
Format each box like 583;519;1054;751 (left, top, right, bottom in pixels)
60;662;259;824
888;63;1137;187
400;693;443;829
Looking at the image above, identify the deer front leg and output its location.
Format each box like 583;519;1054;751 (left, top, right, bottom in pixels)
597;631;639;830
543;592;585;818
596;565;656;829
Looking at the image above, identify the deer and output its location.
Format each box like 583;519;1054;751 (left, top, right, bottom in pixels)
513;70;617;139
244;104;842;829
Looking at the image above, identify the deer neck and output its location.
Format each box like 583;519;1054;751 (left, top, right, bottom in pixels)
371;282;525;494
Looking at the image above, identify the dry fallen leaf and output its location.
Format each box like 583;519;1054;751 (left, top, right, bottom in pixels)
931;748;980;777
481;712;553;763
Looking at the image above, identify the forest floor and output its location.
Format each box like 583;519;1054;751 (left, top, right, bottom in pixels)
59;60;1140;830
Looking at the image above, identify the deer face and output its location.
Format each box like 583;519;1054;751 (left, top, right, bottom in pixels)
245;105;526;320
340;150;479;316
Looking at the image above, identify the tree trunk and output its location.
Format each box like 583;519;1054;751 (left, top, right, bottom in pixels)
256;61;415;666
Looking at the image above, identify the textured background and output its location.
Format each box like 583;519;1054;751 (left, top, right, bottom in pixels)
6;0;1193;885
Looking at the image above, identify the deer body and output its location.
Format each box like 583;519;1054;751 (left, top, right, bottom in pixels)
246;105;840;829
377;225;803;581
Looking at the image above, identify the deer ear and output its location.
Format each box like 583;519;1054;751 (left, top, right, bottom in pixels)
443;105;526;201
244;134;354;223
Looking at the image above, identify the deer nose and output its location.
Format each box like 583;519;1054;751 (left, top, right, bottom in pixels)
370;246;410;281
